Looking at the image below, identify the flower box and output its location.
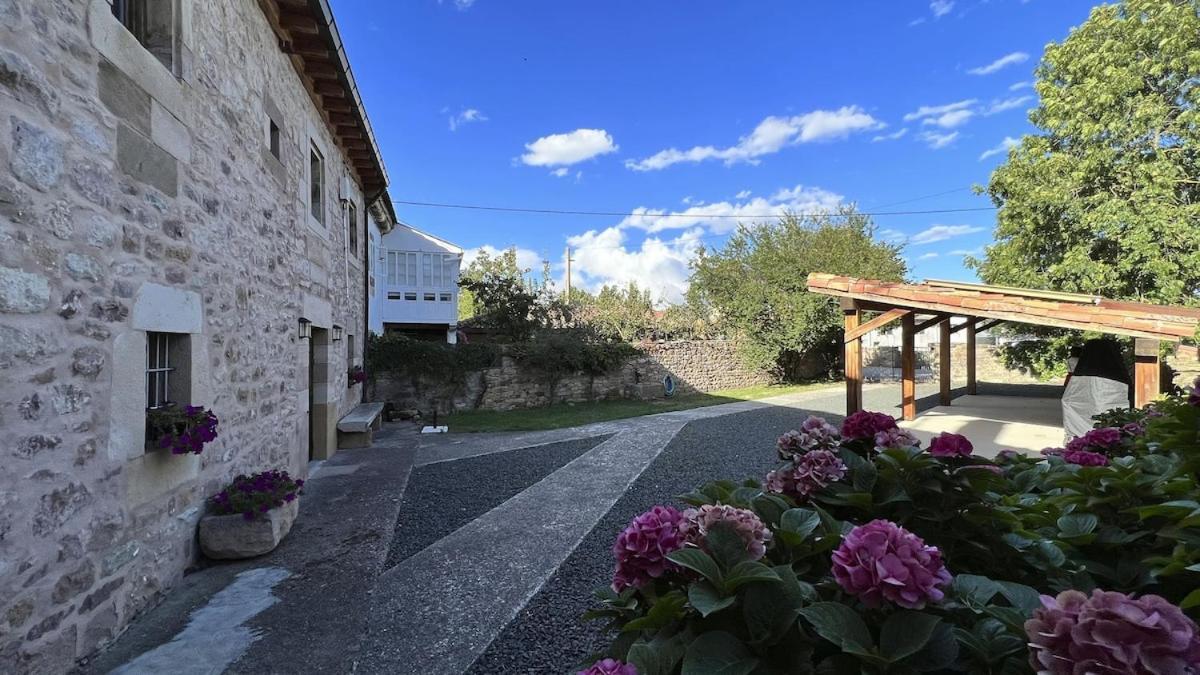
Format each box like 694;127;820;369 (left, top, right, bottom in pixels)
198;498;299;559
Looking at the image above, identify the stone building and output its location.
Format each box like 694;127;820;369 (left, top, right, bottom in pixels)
0;0;394;670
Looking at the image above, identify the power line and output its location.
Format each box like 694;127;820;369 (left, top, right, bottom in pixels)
869;186;975;209
392;198;995;219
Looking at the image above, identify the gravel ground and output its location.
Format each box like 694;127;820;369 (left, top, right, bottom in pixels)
466;404;823;674
385;436;610;568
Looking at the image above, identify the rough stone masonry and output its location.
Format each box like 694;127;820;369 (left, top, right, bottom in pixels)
0;0;382;671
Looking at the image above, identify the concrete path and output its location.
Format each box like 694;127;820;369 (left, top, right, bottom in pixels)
900;394;1065;457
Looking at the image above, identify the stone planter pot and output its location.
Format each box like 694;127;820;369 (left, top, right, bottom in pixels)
198;498;299;560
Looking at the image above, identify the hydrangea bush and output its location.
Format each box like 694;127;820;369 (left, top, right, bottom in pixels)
581;388;1200;674
146;404;219;455
209;470;304;521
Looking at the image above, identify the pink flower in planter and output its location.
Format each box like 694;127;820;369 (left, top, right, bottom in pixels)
578;659;638;675
841;410;898;441
611;506;686;592
1025;589;1200;675
831;519;952;609
1065;427;1122;455
776;416;841;458
765;450;847;500
680;504;772;561
1061;448;1110;467
929;432;973;458
873;427;920;452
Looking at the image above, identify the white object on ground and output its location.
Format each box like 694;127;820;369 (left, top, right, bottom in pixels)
421;425;449;434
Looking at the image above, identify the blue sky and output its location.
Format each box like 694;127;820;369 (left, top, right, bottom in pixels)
331;0;1099;304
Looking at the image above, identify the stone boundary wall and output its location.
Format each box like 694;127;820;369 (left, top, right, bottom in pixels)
371;339;771;413
862;344;1046;384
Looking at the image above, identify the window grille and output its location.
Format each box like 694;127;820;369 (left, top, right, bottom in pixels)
146;332;174;410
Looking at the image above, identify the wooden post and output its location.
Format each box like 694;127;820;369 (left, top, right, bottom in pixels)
966;321;977;395
901;312;916;421
1133;338;1160;408
939;319;952;406
843;300;862;415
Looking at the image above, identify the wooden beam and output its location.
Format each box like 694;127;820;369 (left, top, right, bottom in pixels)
1133;338;1160;408
914;314;950;334
844;308;911;343
939;319;952;406
278;9;320;33
844;306;863;415
949;317;980;334
901;313;916;421
975;319;1004;333
966;321;978;395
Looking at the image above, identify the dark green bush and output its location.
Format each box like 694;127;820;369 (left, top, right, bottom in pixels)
365;333;499;383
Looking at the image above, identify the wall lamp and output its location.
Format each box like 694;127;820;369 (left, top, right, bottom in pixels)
331;324;344;342
298;318;312;340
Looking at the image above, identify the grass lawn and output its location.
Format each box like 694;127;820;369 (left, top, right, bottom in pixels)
444;381;836;433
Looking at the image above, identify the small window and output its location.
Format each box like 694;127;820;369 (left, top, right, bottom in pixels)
439;293;452;302
112;0;177;74
347;334;355;366
407;253;417;285
146;332;174;410
423;292;436;302
309;144;324;225
387;291;402;300
442;256;457;289
268;119;281;160
347;201;359;254
404;292;417;301
422;254;432;286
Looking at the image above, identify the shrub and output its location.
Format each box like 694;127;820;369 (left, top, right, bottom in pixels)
509;327;639;395
366;333;499;383
581;390;1200;674
209;470;303;521
146;404;219;455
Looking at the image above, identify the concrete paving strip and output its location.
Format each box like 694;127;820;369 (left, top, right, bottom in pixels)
359;421;689;674
108;567;291;675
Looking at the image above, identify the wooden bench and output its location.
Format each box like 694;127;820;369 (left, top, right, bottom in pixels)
336;402;385;449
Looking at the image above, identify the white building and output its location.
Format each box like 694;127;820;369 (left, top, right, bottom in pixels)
369;219;463;342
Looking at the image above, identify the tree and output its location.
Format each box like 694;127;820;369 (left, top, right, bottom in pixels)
588;281;655;341
458;247;528;321
688;207;907;377
971;0;1200;305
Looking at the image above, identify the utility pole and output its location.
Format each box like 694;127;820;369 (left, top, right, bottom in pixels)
564;246;573;301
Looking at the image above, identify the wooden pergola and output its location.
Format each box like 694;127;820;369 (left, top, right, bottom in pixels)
807;274;1200;421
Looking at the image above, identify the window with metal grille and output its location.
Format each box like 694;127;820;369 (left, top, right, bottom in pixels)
146;332;175;410
111;0;176;74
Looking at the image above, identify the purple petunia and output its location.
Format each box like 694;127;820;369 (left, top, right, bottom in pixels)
1025;589;1200;674
831;519;952;609
611;506;686;592
765;449;847;500
776;416;842;459
928;432;973;458
841;410;899;441
577;659;638;675
680;504;772;561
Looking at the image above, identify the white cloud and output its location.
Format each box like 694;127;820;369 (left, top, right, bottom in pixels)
735;189;752;199
904;99;977;123
968;52;1030;76
918;252;940;260
626;107;884;171
462;244;542;273
922;109;975;129
930;0;955;18
440;0;476;10
566;227;703;305
910;224;985;245
878;228;907;244
550;167;570;177
617;184;843;235
1009;81;1032;91
984;95;1033;115
950;248;983;256
872;128;908;142
918;130;960;149
448;107;487;131
979;136;1020;161
520;128;618;167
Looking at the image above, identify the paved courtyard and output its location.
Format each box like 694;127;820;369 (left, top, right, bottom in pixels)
83;382;1055;674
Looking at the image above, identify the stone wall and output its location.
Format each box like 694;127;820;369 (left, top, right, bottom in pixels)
372;339;772;413
862;344;1046;384
0;0;370;670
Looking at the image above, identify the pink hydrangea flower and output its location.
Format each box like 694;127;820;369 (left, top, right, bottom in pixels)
611;506;686;591
1189;376;1200;406
873;427;920;452
831;519;952;609
680;504;772;561
1121;422;1145;437
777;416;841;458
578;659;638;675
1025;589;1200;675
995;449;1023;463
764;449;847;500
929;432;973;458
841;410;898;441
1061;448;1110;467
1065;427;1122;455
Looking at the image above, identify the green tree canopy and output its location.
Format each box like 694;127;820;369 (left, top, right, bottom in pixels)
970;0;1200;305
688;207;907;377
458;247;529;321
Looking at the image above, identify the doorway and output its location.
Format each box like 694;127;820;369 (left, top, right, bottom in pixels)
307;327;330;461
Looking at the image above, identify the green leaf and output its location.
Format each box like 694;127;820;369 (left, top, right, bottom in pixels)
779;508;822;542
996;581;1042;614
705;523;751;570
623;591;687;633
667;548;723;586
879;611;942;662
681;631;759;675
742;566;805;645
689;582;736;618
798;602;874;657
908;621;960;671
725;561;780;590
1057;513;1099;538
852;457;878;492
1180;588;1200;610
627;631;688;675
953;574;1001;608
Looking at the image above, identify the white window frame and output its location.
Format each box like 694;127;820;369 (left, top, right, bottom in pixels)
146;331;175;410
308;142;325;227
